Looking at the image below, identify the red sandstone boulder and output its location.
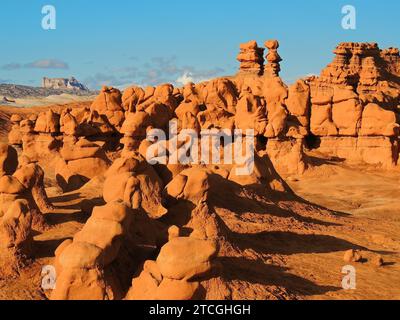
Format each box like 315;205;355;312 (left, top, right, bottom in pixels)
156;237;218;280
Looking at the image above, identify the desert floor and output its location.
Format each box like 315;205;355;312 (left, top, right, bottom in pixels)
1;93;96;108
0;104;399;300
284;158;400;300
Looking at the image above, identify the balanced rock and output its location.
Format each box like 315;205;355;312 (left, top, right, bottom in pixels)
264;39;282;77
237;40;265;75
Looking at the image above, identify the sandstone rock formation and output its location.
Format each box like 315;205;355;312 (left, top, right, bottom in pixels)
50;194;170;299
102;151;167;218
0;199;33;276
0;144;55;275
6;40;399;182
125;237;218;300
8;115;23;146
23;110;62;161
91;86;125;130
56;137;111;192
264;40;282;78
3;39;400;301
0;147;54;230
308;42;400;167
51;201;134;300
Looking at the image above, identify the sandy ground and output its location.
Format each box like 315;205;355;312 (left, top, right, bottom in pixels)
1;94;96;108
282;158;400;300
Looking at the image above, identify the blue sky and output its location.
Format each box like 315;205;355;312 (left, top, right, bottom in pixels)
0;0;399;89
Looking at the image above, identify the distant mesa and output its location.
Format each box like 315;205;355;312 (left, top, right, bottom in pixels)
0;78;95;101
42;77;89;91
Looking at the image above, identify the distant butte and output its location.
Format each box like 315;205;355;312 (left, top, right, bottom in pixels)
42;77;89;91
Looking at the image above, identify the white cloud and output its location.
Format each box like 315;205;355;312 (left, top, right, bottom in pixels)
176;71;216;86
1;63;21;71
114;82;142;91
25;59;69;69
46;55;227;90
176;72;195;86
